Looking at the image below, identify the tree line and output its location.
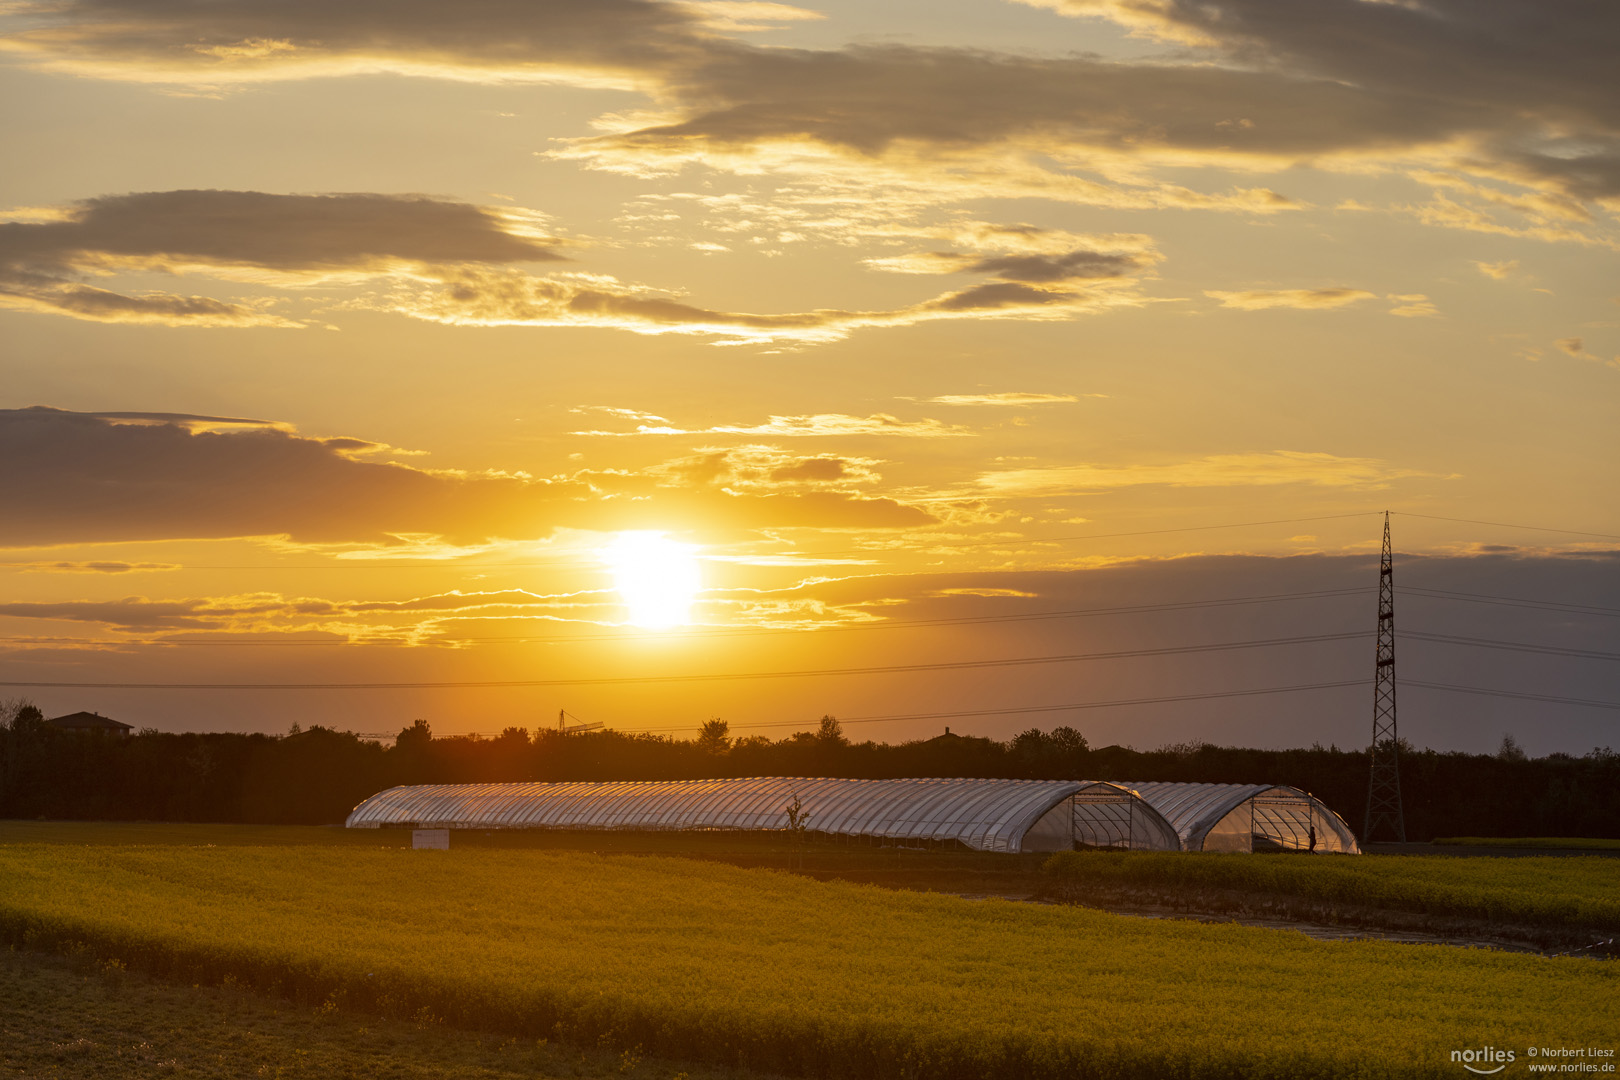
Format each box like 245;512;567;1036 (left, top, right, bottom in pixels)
2;702;1615;840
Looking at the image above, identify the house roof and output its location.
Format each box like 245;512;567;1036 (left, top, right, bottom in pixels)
46;711;133;732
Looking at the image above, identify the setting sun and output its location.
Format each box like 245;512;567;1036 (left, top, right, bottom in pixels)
603;532;702;629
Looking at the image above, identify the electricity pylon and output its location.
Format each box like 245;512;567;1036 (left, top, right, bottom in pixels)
1363;511;1406;843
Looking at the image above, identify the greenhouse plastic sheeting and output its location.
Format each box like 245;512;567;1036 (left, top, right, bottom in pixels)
1126;781;1361;854
345;777;1182;853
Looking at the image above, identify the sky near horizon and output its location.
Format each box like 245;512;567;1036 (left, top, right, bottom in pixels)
1;0;1616;754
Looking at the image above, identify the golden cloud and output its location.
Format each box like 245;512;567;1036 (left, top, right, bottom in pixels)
921;393;1084;406
646;445;886;491
573;413;968;438
1204;288;1376;311
0;284;300;327
976;451;1433;496
3;561;183;575
1554;337;1610;365
3;190;1156;340
12;0;1619;229
383;265;1147;343
0;0;712;88
0;189;562;327
1387;294;1440;319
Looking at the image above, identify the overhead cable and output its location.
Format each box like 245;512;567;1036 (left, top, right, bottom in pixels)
0;511;1380;571
0;629;1363;690
1403;586;1620;619
0;586;1367;648
1405;630;1620;662
1393;511;1620;542
1404;681;1620;711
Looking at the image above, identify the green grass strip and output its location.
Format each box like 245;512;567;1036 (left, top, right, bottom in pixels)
1043;850;1620;931
2;844;1616;1079
1433;837;1620;850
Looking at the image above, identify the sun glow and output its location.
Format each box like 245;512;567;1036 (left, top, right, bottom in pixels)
604;532;702;629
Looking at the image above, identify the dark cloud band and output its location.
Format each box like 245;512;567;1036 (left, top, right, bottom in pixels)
0;408;935;546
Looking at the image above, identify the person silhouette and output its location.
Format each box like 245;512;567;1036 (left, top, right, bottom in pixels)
1308;824;1318;853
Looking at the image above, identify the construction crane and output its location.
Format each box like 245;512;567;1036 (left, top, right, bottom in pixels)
557;709;603;735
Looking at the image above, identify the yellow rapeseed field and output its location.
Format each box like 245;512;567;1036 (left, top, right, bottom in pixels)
1;844;1614;1079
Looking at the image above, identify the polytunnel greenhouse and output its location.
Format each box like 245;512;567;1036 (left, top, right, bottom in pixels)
1128;782;1360;853
345;776;1183;853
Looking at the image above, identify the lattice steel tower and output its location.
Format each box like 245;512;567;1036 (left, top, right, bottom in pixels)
1363;511;1406;843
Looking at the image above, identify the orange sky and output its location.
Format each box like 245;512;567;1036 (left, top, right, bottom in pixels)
2;0;1617;752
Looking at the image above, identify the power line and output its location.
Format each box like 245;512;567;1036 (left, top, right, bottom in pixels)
1405;681;1620;712
6;584;1615;651
1404;586;1620;619
4;510;1611;576
627;680;1370;733
157;676;1620;739
0;629;1363;691
509;678;1620;733
782;512;1381;561
0;511;1381;571
0;586;1368;648
1405;631;1620;662
1393;512;1620;543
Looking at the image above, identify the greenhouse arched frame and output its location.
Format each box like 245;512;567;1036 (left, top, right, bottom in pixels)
345;776;1184;854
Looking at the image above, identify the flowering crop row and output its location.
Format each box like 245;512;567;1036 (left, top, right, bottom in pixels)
1;844;1614;1079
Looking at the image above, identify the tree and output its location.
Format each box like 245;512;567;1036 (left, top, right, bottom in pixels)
816;715;845;745
1049;727;1089;755
1010;727;1048;759
0;698;32;729
389;719;436;784
1497;734;1528;762
783;791;811;869
1;699;46;736
15;705;45;737
396;719;432;753
697;718;731;755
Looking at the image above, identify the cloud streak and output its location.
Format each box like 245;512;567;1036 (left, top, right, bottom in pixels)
0;587;619;637
573;413;970;437
16;0;1619;233
921;393;1083;406
977;451;1433;495
0;0;717;87
0;189;560;327
0;407;937;548
1205;288;1376;311
2;190;1155;340
1023;0;1620;206
385;266;1141;342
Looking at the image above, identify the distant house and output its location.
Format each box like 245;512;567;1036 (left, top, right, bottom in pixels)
46;711;132;736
